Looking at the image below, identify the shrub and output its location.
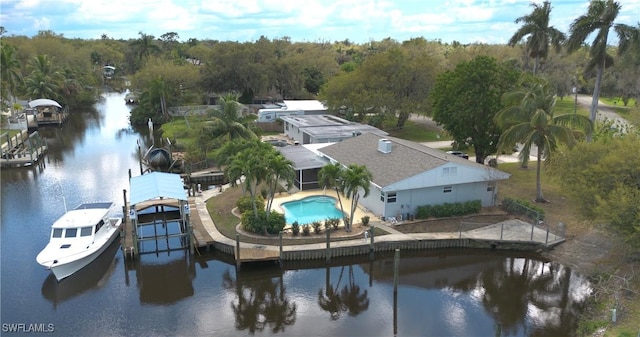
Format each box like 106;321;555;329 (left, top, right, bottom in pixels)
302;224;311;236
415;200;482;219
236;195;265;214
291;221;300;236
312;221;322;234
361;215;370;226
326;217;340;230
240;209;285;235
502;197;545;221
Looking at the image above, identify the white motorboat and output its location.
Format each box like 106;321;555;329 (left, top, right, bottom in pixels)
36;202;122;281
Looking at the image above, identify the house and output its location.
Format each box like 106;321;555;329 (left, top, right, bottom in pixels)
281;114;388;144
256;99;327;122
277;133;510;220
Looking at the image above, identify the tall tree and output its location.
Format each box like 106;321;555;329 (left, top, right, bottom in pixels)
264;152;295;214
340;164;373;232
0;43;23;111
203;93;257;146
129;32;160;64
508;1;566;74
495;75;593;202
430;55;520;164
566;0;637;139
318;163;347;224
24;54;61;100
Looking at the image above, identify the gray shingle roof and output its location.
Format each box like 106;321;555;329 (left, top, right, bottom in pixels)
318;133;484;187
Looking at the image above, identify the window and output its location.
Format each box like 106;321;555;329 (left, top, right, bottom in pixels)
487;182;495;192
81;227;93;237
443;186;452;193
65;228;77;238
387;192;397;203
95;220;105;233
52;228;63;238
60;244;71;249
442;167;457;176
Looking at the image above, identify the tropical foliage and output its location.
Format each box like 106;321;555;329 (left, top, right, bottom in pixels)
430;55;521;164
495;75;593;201
549;134;640;244
508;1;566;74
340;164;373;232
566;0;640;131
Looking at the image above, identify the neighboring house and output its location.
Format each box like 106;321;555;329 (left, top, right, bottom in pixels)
281;114;388;144
277;133;510;220
256;99;327;122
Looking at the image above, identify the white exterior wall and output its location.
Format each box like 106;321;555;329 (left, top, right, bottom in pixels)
359;163;503;219
284;122;305;144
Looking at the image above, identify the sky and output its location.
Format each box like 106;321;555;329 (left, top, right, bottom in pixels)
1;0;639;45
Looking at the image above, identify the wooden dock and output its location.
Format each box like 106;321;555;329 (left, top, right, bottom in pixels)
0;130;48;168
235;246;280;264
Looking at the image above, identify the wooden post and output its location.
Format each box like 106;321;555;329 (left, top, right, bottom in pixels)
279;231;283;264
369;227;375;260
235;233;240;269
393;249;400;294
325;229;331;263
500;223;504;240
137;143;143;175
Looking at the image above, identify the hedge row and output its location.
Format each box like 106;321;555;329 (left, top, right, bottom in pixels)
415;200;482;219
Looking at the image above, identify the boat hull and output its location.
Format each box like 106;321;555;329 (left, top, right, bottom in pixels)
48;224;121;281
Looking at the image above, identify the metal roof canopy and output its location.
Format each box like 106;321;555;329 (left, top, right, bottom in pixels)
129;172;187;206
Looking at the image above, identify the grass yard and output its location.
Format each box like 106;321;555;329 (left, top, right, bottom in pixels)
386;119;449;142
0;129;23;138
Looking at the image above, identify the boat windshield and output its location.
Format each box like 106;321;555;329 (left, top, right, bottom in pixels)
52;228;63;238
65;228;77;238
80;227;93;237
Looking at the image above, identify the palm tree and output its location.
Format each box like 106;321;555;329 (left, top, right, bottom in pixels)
495;76;593;202
508;1;565;74
318;163;347;224
24;54;61;100
0;43;23;111
204;93;257;145
566;0;638;138
264;152;295;214
340;164;373;231
129;32;160;61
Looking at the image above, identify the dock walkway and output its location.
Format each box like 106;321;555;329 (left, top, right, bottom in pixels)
190;186;565;266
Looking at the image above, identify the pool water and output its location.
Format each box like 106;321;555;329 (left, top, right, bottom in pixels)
281;196;344;225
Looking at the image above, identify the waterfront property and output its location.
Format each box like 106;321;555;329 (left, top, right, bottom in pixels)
276;133;510;221
28;98;70;126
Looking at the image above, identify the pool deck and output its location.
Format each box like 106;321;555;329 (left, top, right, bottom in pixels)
191;184;565;262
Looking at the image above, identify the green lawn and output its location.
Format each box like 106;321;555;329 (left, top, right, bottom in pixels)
555;98;589;116
0;129;22;139
386;120;450;142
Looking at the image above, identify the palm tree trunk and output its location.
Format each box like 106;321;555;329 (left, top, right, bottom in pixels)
588;64;605;142
533;56;540;74
535;146;545;202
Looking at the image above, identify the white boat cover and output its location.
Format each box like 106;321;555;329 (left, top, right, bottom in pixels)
129;172;187;205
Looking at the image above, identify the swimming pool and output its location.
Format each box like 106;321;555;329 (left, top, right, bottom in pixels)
281;195;344;225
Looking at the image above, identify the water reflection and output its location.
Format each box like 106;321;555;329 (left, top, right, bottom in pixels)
362;250;591;336
41;237;120;308
222;266;297;334
318;266;370;320
125;252;196;304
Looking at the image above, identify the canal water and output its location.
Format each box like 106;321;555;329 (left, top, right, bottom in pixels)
1;91;592;336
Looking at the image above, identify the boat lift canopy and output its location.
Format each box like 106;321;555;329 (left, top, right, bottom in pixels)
28;99;62;109
129;172;187;206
